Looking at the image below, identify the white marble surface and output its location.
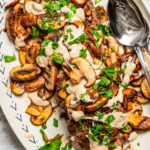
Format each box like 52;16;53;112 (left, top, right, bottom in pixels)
0;0;149;150
0;108;25;150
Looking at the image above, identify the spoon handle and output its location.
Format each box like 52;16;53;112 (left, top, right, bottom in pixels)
134;46;150;88
144;37;150;55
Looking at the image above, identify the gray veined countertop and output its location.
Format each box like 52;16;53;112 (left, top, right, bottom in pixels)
0;108;25;150
0;0;150;150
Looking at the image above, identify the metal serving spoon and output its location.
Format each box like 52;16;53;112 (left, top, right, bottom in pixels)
107;0;150;87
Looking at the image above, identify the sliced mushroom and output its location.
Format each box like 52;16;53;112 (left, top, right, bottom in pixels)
27;37;42;45
109;82;119;97
13;4;29;39
19;50;27;65
65;95;77;109
71;57;96;87
43;66;57;91
88;89;99;99
141;79;150;98
37;13;66;30
122;88;137;102
5;9;16;41
26;42;41;64
38;88;54;100
131;75;145;87
122;126;132;134
96;6;108;24
136;91;150;104
72;0;86;8
10;64;41;81
24;76;45;92
11;80;25;95
128;114;145;128
104;36;119;66
136;117;150;130
73;21;84;28
58;90;67;99
26;103;41;116
31;104;52;125
28;91;49;107
131;103;142;115
122;89;137;112
69;68;83;84
86;97;107;112
5;0;20;8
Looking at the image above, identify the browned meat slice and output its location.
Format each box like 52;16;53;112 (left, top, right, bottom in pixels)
21;13;37;27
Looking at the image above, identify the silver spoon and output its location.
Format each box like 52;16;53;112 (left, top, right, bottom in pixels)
107;0;150;87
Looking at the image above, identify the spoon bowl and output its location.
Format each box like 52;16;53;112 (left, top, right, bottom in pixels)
107;0;149;47
107;0;150;87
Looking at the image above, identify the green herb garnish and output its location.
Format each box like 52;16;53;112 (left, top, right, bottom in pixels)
68;34;87;44
32;26;39;37
4;55;16;62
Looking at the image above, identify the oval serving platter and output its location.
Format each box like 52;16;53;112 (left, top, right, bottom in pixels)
0;0;150;150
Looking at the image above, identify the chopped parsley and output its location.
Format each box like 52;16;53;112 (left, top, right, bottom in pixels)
98;88;113;97
70;33;74;40
95;0;101;4
137;142;140;146
107;143;117;149
93;76;111;90
103;137;109;143
102;66;117;80
124;124;130;130
64;83;69;89
45;3;61;12
32;26;39;37
63;35;68;42
79;48;87;58
95;112;104;119
41;38;50;47
4;55;16;62
42;122;47;129
111;46;115;52
52;52;64;64
53;118;58;128
66;28;72;33
93;24;111;37
52;41;59;49
90;123;104;135
96;104;103;108
38;134;62;150
61;143;72;150
68;34;87;44
78;120;83;128
88;133;101;144
52;56;64;64
105;115;115;125
36;57;41;63
39;48;46;56
119;63;127;74
65;12;73;21
42;18;48;24
119;83;128;89
41;117;45;121
48;27;54;33
39;129;48;143
101;12;105;16
70;4;76;14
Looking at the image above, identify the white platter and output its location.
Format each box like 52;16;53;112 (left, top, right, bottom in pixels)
0;0;150;149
